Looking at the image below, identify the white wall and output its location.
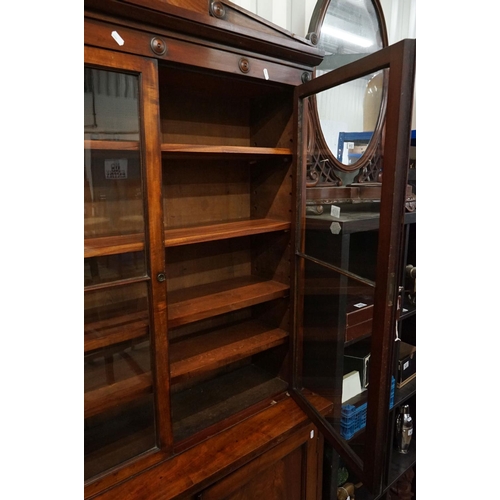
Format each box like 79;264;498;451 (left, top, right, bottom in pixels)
230;0;416;127
230;0;317;37
230;0;415;40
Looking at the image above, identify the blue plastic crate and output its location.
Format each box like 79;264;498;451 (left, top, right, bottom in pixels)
340;377;396;440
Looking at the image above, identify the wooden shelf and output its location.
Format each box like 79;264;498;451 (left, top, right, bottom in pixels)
399;302;416;320
84;316;289;419
161;143;292;158
165;218;290;247
387;440;416;488
84;218;290;258
85;343;152;419
170;319;289;384
167;276;290;328
171;364;288;442
84;139;140;150
84;233;144;259
85;373;152;419
85;310;149;352
306;209;416;235
392;377;416;408
84;277;288;354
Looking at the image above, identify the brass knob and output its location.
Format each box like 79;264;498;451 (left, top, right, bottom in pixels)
239;58;250;73
210;1;226;19
301;72;312;83
150;37;167;56
156;272;166;282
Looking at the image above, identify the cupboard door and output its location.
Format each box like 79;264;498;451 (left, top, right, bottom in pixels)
291;39;416;494
84;47;170;482
196;424;322;500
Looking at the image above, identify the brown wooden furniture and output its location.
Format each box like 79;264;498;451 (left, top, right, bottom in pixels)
84;2;331;498
84;1;415;499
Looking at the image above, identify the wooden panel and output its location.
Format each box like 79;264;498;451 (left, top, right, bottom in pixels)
162;160;251;229
161;86;251;146
87;394;331;500
201;436;304;500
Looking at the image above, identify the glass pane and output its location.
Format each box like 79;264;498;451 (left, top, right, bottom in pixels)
298;87;390;472
314;0;384;166
84;67;156;479
84;282;155;479
299;240;380;469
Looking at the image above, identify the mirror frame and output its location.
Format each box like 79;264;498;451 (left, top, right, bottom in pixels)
306;0;389;174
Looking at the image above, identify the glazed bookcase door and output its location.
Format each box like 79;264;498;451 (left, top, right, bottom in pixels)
292;39;415;494
84;47;170;482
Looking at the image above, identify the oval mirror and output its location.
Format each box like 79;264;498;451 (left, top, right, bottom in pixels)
309;0;387;172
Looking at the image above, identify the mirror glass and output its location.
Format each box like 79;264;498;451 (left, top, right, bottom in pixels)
314;0;384;167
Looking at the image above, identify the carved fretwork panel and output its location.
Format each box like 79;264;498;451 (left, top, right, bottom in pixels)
306;148;343;187
353;142;383;183
305;100;342;188
305;99;384;189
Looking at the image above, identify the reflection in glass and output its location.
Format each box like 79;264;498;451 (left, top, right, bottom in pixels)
299;257;374;461
314;0;384;166
84;68;140;141
84;67;156;480
84;282;155;479
84;251;147;287
298;193;384;465
84;150;145;238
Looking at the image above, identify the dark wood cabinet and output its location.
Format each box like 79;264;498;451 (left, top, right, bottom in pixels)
84;1;415;498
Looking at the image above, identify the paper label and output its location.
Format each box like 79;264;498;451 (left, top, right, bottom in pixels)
263;68;269;80
403;361;409;370
105;159;128;179
330;205;341;218
111;30;125;46
353;302;367;308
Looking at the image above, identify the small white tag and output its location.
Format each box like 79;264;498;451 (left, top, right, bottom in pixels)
263;68;269;80
403;308;408;312
408;428;413;436
310;429;314;439
330;205;341;218
111;30;125;46
403;361;409;370
347;142;354;149
353;302;367;308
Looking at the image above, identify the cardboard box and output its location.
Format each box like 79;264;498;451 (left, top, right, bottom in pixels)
397;342;416;388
